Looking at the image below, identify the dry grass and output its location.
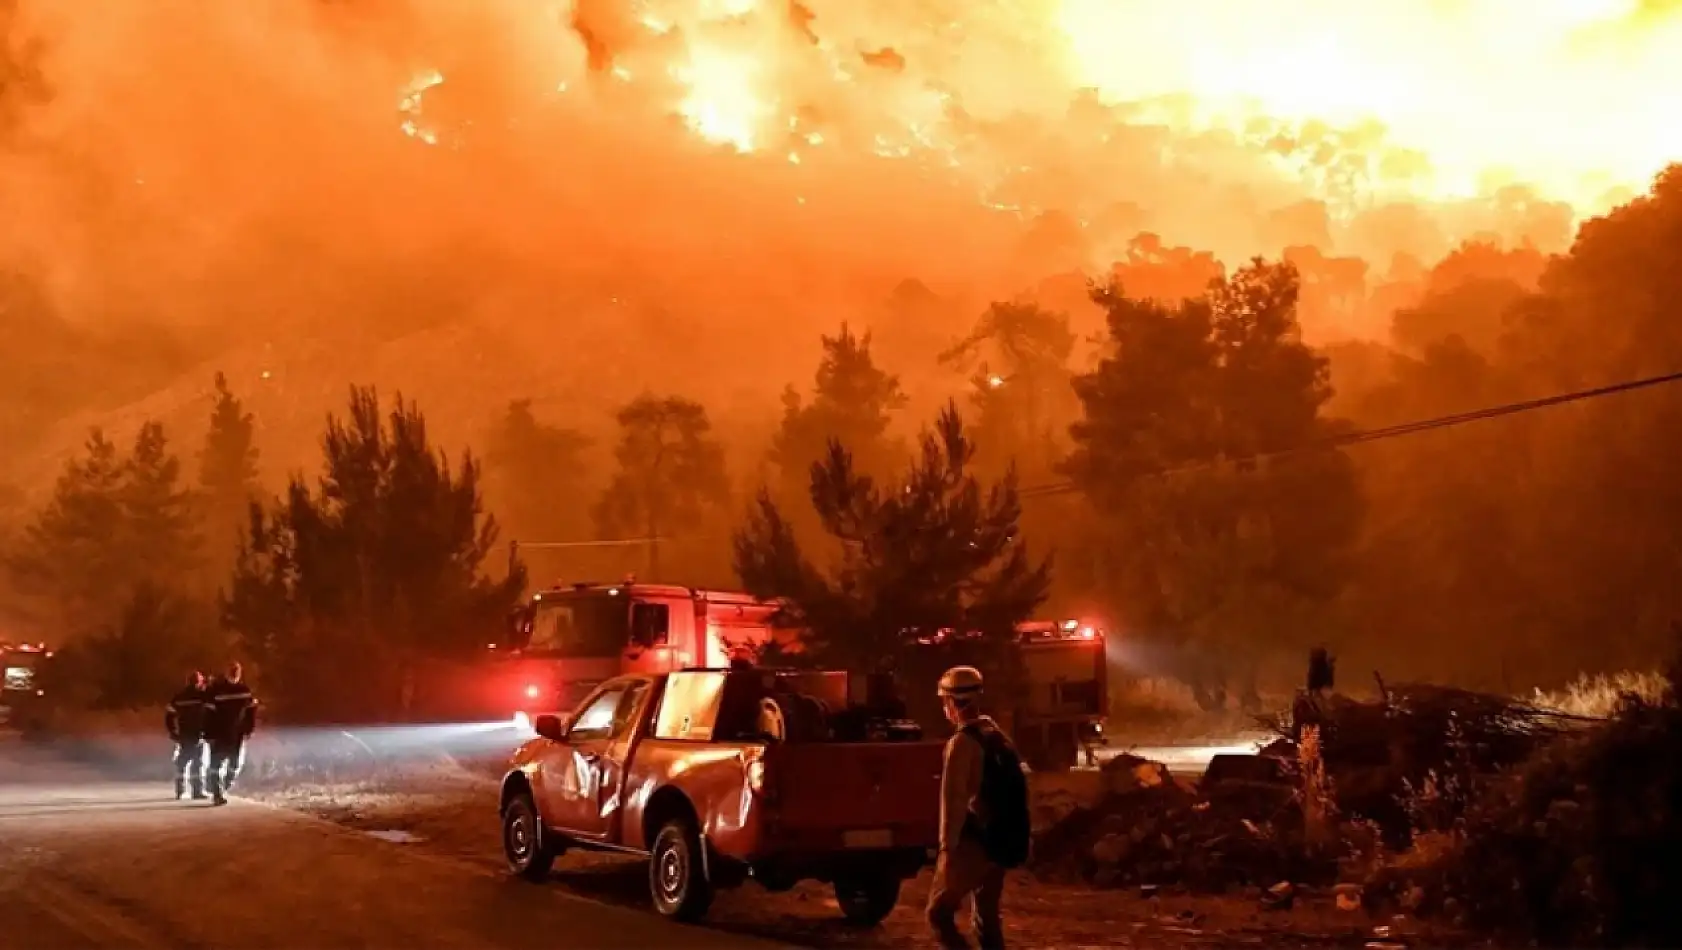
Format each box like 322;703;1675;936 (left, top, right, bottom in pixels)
1530;671;1667;719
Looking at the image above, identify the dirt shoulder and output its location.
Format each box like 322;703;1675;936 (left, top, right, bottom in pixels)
251;762;1468;950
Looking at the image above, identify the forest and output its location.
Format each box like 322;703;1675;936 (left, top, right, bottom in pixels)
7;166;1682;718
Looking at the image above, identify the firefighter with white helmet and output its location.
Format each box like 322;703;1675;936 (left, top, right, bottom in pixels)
927;665;1029;950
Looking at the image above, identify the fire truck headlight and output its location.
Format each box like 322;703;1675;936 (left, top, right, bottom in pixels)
512;711;533;734
1079;626;1096;640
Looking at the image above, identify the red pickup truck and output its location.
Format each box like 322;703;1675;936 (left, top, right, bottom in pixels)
498;667;945;924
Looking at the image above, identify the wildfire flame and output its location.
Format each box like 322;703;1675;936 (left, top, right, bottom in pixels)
391;0;1679;240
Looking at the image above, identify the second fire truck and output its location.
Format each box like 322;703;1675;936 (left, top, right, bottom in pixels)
492;581;1108;771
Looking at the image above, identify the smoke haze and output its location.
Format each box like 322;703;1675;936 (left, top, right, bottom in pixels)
2;0;1677;489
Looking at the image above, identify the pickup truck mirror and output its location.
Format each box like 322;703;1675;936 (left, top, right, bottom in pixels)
533;713;567;742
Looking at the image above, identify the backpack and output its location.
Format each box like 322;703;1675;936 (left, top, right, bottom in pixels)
962;723;1032;869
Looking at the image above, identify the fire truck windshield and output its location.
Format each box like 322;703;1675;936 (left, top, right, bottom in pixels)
526;595;631;657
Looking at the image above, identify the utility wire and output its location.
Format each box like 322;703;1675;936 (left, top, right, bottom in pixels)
1017;367;1682;501
513;538;666;549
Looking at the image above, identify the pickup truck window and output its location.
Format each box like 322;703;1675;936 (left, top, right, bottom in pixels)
568;686;626;742
612;681;650;737
652;672;724;741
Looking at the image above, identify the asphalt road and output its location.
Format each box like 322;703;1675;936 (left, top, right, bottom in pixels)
0;737;790;950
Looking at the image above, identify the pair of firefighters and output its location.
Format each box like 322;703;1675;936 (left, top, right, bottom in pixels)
164;662;257;805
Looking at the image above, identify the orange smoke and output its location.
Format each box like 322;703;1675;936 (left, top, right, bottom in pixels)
3;0;1679;485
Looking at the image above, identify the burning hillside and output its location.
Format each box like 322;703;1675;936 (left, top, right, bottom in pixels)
1;0;1678;485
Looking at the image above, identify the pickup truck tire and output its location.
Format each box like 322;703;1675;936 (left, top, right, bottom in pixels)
834;874;901;927
501;792;558;881
650;819;713;922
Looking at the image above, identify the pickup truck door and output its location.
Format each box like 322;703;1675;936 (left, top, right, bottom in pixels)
566;679;652;841
536;683;626;836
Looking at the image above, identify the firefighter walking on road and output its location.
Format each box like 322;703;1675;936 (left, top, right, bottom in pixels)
165;670;209;801
926;666;1031;950
203;662;258;806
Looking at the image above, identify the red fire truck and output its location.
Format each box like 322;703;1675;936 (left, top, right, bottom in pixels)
0;641;51;728
493;582;1108;771
494;582;787;731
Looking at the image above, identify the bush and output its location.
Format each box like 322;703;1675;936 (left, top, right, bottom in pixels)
1437;688;1682;946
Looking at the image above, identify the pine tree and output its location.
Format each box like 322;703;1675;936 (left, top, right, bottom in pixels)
770;323;906;490
594;394;729;579
940;301;1076;481
5;429;128;630
483;399;593;545
735;403;1050;676
1063;260;1361;710
123;421;201;584
198;372;261;572
222;386;525;720
5;421;205;657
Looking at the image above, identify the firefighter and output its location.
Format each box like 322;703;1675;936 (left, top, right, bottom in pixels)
165;670;209;800
926;666;1029;950
203;661;258;806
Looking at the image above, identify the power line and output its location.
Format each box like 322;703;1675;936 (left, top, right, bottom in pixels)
513;538;666;550
1018;367;1682;501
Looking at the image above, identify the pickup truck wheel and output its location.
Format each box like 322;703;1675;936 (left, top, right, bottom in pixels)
834;874;901;927
650;819;713;921
502;792;558;881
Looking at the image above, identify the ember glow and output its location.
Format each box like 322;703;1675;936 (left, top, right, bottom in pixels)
1055;0;1682;209
377;0;1680;229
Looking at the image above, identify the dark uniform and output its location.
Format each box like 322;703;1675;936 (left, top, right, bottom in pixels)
203;667;257;805
165;674;209;800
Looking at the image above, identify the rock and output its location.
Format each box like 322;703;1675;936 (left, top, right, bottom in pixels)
1098;814;1132;836
1261;880;1295;910
1091;833;1130;865
1335;883;1364;911
1203;753;1287;788
1100;754;1171;794
1032;790;1084;831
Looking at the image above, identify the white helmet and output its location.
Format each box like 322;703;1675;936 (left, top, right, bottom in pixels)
937;665;985;699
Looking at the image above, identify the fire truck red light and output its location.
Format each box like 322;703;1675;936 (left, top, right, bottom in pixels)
1079;627;1096;639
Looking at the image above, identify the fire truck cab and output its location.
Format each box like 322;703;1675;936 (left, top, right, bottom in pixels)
905;619;1108;772
497;582;780;727
0;641;51;728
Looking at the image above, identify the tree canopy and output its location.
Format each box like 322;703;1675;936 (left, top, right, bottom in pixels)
197;371;262;573
483;398;594;545
6;424;201;633
594;394;730;580
940;300;1077;481
770;323;906;489
1064;260;1362;709
735;403;1050;677
222;386;522;720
